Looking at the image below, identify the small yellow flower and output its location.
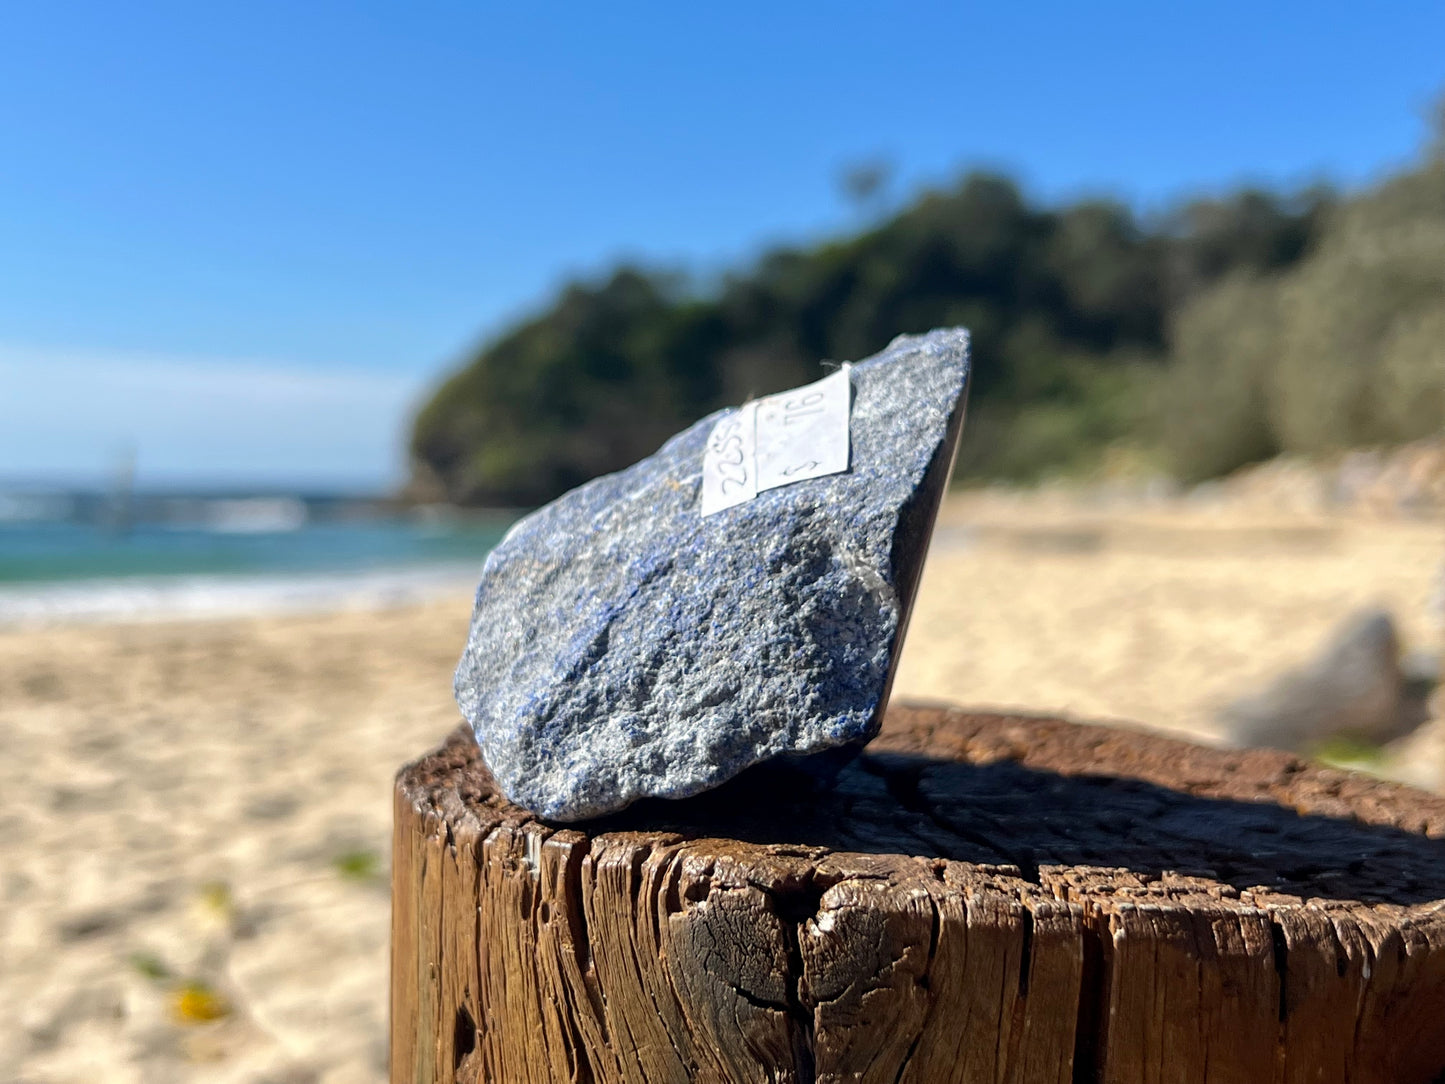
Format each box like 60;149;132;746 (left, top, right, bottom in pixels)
197;881;234;918
172;982;229;1024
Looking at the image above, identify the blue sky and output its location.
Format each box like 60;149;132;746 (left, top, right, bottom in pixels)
2;2;1442;488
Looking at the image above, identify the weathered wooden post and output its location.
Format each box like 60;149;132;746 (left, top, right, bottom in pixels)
393;330;1445;1081
392;703;1445;1084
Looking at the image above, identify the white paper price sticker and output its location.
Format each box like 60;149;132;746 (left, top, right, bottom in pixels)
701;365;851;516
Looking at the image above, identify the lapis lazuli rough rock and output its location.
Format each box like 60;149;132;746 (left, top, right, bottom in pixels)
455;328;971;821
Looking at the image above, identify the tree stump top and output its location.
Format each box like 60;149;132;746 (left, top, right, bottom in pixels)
392;704;1445;1084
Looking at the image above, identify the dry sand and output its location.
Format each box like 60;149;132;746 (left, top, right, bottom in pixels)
2;492;1442;1082
904;492;1445;747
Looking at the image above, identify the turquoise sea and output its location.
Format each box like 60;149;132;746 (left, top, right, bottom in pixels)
0;492;514;624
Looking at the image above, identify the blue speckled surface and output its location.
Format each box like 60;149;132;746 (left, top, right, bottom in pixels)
455;328;970;820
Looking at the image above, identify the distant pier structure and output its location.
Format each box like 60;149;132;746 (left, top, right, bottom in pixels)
105;444;136;535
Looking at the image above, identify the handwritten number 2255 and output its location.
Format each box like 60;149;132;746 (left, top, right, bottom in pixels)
709;417;749;494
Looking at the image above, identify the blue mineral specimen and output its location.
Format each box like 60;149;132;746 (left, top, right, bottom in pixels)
455;328;970;820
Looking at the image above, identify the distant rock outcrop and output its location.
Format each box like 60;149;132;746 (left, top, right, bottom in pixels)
1203;438;1445;518
1220;607;1422;751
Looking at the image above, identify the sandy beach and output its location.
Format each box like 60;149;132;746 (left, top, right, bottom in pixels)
2;491;1442;1083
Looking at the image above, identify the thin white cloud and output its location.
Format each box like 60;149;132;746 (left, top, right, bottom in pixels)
0;345;430;489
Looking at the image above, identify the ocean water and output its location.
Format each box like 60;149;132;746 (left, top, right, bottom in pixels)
0;505;514;625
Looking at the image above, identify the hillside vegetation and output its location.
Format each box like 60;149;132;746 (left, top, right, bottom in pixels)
1161;141;1445;481
411;113;1444;507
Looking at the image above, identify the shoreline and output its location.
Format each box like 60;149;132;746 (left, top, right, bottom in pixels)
0;562;482;629
5;486;1440;631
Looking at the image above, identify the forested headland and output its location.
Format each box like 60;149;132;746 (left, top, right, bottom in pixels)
410;108;1445;507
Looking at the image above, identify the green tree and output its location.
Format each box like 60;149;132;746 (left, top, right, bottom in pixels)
1159;272;1283;482
1270;161;1445;452
410;169;1330;505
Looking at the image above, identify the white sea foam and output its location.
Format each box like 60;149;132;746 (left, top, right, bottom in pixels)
0;563;480;627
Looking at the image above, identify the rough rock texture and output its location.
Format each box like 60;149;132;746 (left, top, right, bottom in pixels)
455;328;970;820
